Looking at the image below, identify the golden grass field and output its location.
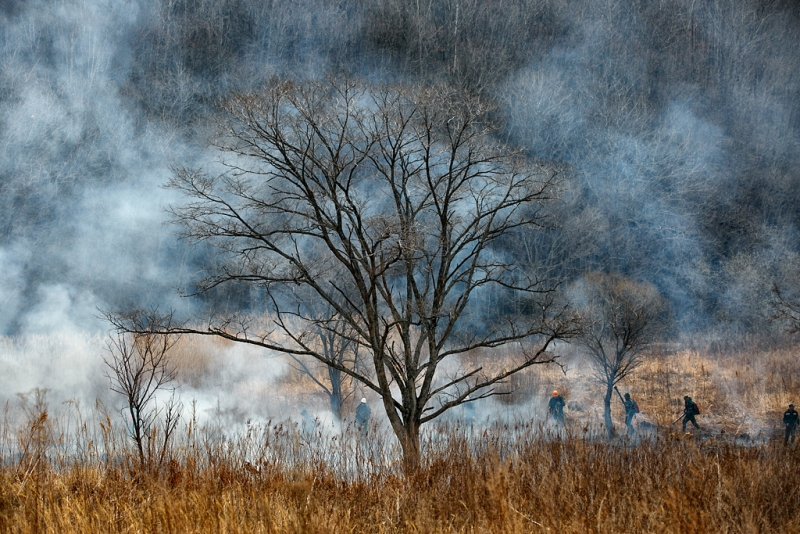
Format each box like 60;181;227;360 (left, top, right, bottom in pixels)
1;338;799;533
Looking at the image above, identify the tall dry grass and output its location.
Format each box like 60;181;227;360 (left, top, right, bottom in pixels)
2;420;799;533
1;342;799;532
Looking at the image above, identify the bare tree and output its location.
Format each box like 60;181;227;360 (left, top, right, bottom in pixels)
770;283;800;335
117;77;578;471
103;312;182;468
306;318;363;422
569;273;670;437
287;287;365;421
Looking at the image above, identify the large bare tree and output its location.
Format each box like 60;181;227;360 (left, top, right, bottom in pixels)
121;78;578;470
569;273;670;437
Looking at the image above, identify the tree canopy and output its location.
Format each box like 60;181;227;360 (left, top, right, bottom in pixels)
139;77;581;469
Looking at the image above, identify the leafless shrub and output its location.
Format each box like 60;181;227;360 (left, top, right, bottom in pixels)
103;313;183;470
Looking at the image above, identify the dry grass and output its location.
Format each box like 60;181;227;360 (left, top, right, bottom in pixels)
2;342;800;532
2;425;800;533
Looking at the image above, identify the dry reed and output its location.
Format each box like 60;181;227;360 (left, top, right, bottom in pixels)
1;343;799;532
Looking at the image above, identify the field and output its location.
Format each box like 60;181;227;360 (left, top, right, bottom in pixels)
1;339;799;533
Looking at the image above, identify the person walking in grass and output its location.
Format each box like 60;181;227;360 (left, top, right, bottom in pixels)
548;390;565;425
623;392;639;434
355;397;371;435
783;403;798;445
682;395;701;432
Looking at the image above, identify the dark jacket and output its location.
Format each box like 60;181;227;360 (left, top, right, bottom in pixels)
355;403;371;427
624;397;639;416
548;395;565;417
684;398;699;416
784;408;799;428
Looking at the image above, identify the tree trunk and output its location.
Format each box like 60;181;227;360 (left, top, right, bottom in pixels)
329;393;343;423
603;383;615;438
399;422;421;475
130;405;146;465
328;367;343;422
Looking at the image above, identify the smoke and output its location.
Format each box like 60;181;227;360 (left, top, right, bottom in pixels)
0;332;108;406
1;0;799;428
499;1;800;335
179;343;289;426
0;0;202;336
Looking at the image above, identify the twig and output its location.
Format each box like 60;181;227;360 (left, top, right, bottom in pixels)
509;503;545;528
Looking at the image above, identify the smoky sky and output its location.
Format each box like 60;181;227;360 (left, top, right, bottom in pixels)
1;0;800;344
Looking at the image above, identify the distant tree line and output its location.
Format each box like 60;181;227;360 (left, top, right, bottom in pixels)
2;0;800;339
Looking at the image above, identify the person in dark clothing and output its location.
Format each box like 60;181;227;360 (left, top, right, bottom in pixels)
623;392;639;433
355;397;371;435
548;390;565;424
682;395;701;431
783;403;798;445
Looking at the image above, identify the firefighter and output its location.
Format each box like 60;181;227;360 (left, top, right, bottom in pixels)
355;397;371;435
682;395;701;432
623;392;639;433
783;403;798;445
548;390;565;424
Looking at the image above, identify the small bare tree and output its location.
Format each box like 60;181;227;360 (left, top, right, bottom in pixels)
569;273;670;437
104;312;182;468
286;292;365;421
310;320;362;422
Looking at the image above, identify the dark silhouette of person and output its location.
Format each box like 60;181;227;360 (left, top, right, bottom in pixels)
623;392;639;433
355;397;371;435
548;390;565;424
783;403;798;445
682;396;701;431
